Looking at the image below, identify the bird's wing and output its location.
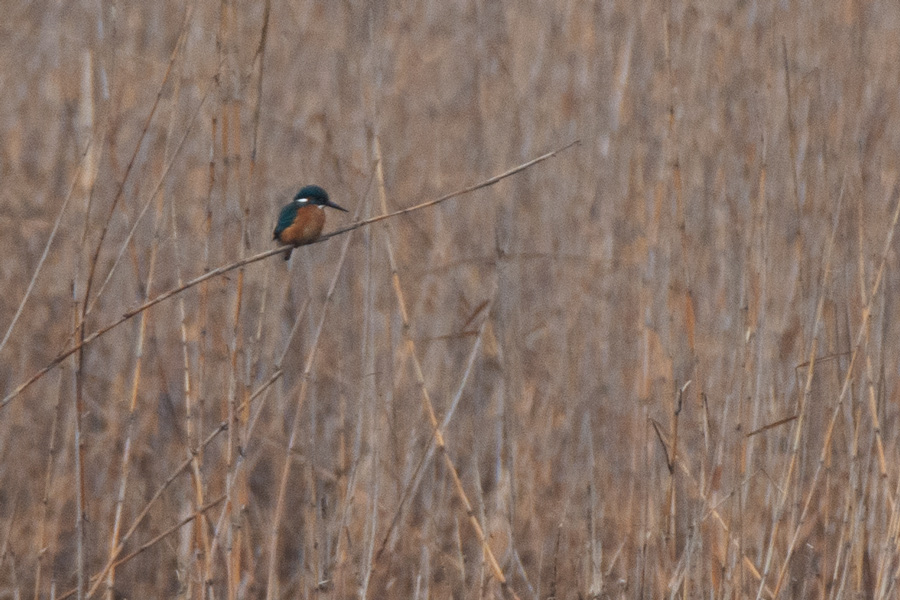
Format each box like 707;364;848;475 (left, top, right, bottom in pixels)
273;203;298;238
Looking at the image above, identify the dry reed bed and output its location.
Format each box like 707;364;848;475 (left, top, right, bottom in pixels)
1;2;899;599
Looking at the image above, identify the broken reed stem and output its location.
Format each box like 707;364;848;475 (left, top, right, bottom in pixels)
757;180;843;599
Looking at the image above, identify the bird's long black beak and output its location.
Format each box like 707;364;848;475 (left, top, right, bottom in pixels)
324;199;348;212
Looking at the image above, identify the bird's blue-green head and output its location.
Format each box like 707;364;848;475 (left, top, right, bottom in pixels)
292;185;347;212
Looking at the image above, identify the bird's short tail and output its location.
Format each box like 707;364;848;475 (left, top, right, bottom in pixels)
283;248;293;261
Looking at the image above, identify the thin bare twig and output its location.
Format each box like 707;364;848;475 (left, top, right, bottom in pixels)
0;137;95;355
0;141;577;412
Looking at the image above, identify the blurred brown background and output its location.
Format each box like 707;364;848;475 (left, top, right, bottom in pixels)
1;1;899;598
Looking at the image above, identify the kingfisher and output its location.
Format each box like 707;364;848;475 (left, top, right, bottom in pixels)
273;185;347;260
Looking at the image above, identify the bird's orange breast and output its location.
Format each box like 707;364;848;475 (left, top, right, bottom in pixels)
278;206;326;246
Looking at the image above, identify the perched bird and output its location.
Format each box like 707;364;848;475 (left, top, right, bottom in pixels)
273;185;347;260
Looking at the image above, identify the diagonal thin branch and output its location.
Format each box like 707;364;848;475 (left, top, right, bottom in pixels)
0;136;97;356
1;141;578;412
